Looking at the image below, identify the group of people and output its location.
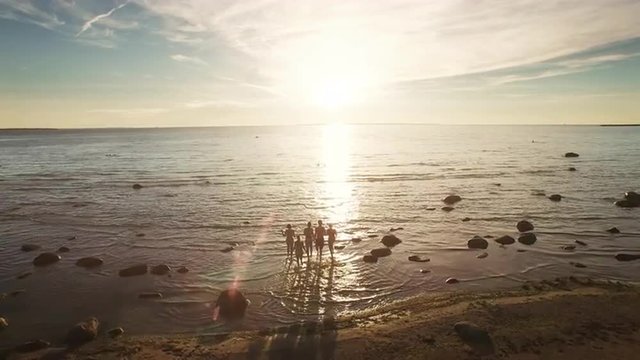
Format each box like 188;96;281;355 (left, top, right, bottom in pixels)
282;220;337;265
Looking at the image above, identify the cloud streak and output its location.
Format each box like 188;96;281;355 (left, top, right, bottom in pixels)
170;54;208;66
76;1;128;37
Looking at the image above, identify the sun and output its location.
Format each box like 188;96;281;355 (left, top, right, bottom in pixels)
312;79;357;110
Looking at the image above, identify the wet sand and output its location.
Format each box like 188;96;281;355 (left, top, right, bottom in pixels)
6;277;640;359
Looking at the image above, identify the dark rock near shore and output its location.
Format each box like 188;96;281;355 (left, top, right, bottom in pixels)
76;257;103;268
136;233;145;237
107;327;124;338
570;262;587;268
518;233;537;245
425;207;436;211
132;183;143;190
177;266;189;273
363;255;378;263
381;234;402;247
462;217;471;222
351;237;362;243
408;255;430;263
549;194;562;202
445;277;459;284
625;191;640;203
21;244;40;252
443;195;462;205
467;236;488;249
575;240;587;246
568;167;577;171
139;292;162;299
420;269;431;274
17;272;32;280
564;152;579;158
334;245;345;250
454;321;495;355
495;235;515;245
15;339;50;353
33;252;61;266
151;264;171;275
476;252;488;259
389;227;404;232
615;254;640;261
516;220;534;232
216;289;249;320
367;234;379;238
615;199;638;208
607;227;621;234
562;245;576;251
67;235;77;240
118;264;148;277
66;317;99;346
220;246;234;253
441;206;454;212
371;248;392;257
57;246;70;253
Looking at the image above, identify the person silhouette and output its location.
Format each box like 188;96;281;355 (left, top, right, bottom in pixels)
282;224;295;257
315;220;326;259
294;235;305;266
327;224;337;259
303;221;314;257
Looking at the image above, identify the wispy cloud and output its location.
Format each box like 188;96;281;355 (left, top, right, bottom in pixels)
170;54;208;66
76;1;128;37
0;0;65;30
87;107;169;117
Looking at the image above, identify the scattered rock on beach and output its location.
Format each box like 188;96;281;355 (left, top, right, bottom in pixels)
33;252;61;266
564;152;579;158
57;246;70;253
76;257;103;268
467;236;488;249
15;339;50;353
118;264;148;277
408;255;430;263
454;321;495;355
443;195;462;205
569;167;577;171
420;269;431;274
351;237;362;243
0;317;7;331
107;327;124;338
66;317;99;346
562;245;576;251
371;248;392;257
516;220;534;232
136;233;145;237
445;277;459;284
462;217;471;222
476;252;488;259
570;262;587;268
425;207;436;211
615;254;640;262
518;233;537;245
441;206;454;212
549;194;563;202
389;227;404;232
21;244;40;252
575;240;587;246
220;246;234;253
367;234;379;238
363;255;378;263
607;227;621;234
381;234;402;247
216;289;249;320
138;292;162;299
132;183;143;190
150;264;171;275
334;245;345;250
176;266;189;273
495;235;515;245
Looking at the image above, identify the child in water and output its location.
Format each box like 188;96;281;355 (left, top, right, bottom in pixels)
282;224;295;256
294;235;305;265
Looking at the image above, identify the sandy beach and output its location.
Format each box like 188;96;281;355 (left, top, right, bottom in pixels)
5;277;639;359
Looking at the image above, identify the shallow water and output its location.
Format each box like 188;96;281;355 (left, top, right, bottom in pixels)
1;124;639;345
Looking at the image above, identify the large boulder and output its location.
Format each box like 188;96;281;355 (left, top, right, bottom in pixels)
66;317;99;346
21;244;40;252
467;236;488;249
216;289;249;320
564;152;579;158
625;191;640;205
76;257;103;268
495;235;515;245
518;233;537;245
615;254;640;261
615;199;638;208
381;234;402;247
443;195;462;205
454;321;495;355
118;264;148;277
516;220;534;232
151;264;171;275
549;194;562;202
363;255;378;263
370;248;392;257
33;252;61;266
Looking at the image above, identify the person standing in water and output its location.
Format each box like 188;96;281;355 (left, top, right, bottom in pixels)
282;224;295;257
294;235;305;266
303;222;314;257
315;220;326;259
327;224;337;259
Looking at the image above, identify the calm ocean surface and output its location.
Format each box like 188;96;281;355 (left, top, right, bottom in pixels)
1;124;639;345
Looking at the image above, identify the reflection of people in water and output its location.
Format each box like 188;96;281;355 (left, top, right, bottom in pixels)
315;220;326;258
282;224;295;256
327;224;337;259
303;221;314;257
294;235;305;266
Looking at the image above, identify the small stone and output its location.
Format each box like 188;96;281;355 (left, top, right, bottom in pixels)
220;246;234;253
568;167;577;171
138;292;163;299
476;252;488;259
408;255;430;262
441;206;454;212
57;246;70;253
15;339;50;353
66;317;99;346
606;227;620;234
615;254;640;261
132;183;143;189
176;266;189;273
370;248;392;257
495;235;515;245
518;233;537;245
462;217;471;222
33;252;61;266
243;221;250;224
443;195;462;205
517;249;527;252
107;327;124;338
363;255;378;263
389;227;404;232
136;233;145;237
118;264;148;277
21;244;40;252
76;257;103;268
549;194;563;202
334;245;345;250
562;245;576;251
570;262;587;268
516;220;534;232
67;235;77;240
150;264;171;275
351;237;362;243
16;272;32;280
564;152;579;158
367;234;379;238
420;269;431;274
575;240;587;246
446;277;459;284
381;234;401;247
467;236;488;249
425;207;436;211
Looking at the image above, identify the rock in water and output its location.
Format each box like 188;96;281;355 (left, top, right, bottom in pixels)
462;217;471;222
445;277;459;284
518;233;537;245
132;183;143;190
615;254;640;261
443;195;462;205
606;227;621;234
177;266;189;273
441;206;455;212
57;246;70;253
408;255;430;262
363;255;378;263
615;199;638;208
15;340;50;353
0;317;7;331
516;220;534;232
370;248;392;257
381;234;402;247
76;257;103;268
549;194;562;202
454;321;495;355
150;264;171;275
568;167;577;171
107;327;124;338
66;317;99;346
118;264;148;277
21;244;40;252
33;252;61;266
351;237;362;243
562;245;576;251
476;252;488;259
467;236;488;249
495;235;515;245
334;245;345;250
216;289;249;320
564;152;579;158
625;191;640;204
570;262;587;268
220;246;234;253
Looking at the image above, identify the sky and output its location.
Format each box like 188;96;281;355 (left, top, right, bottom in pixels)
1;0;640;128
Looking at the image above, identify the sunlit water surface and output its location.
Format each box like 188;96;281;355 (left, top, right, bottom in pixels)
1;125;639;345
